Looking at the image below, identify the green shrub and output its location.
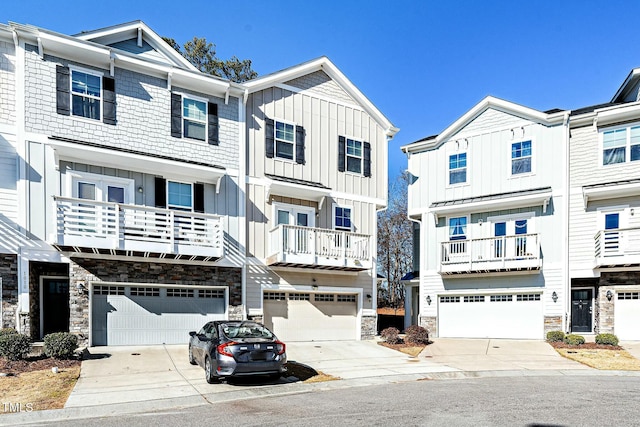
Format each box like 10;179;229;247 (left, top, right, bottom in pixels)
564;334;585;346
546;330;565;343
0;328;17;336
404;325;430;345
0;333;31;361
44;332;78;359
380;327;401;344
595;333;619;346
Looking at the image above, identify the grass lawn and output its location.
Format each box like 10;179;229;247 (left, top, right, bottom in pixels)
0;366;81;412
379;341;426;357
555;348;640;370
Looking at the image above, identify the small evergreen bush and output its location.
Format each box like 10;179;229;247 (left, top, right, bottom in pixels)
404;325;430;345
546;330;565;343
44;332;78;359
380;327;401;344
0;333;31;361
595;333;619;346
0;328;17;336
564;334;585;346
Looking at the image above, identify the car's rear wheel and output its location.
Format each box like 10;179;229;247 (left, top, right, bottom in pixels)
188;345;196;365
205;356;218;384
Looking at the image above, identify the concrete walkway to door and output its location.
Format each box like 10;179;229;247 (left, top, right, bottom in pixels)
422;338;591;372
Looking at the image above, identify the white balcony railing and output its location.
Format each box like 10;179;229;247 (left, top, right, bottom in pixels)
53;196;224;258
268;224;371;270
440;233;541;274
594;227;640;267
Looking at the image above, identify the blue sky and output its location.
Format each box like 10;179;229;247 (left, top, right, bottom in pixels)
4;1;640;182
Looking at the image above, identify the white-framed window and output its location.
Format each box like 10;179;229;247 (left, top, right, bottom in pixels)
275;120;296;160
448;216;467;240
183;97;207;141
167;181;193;211
602;125;640;165
511;140;532;175
346;138;363;174
71;67;102;120
68;171;134;204
449;152;467;185
333;205;352;231
273;202;315;228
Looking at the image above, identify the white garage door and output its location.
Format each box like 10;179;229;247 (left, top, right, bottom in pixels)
615;292;640;340
263;292;357;342
438;293;543;339
91;285;226;346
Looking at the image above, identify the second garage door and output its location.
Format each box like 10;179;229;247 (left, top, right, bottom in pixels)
91;284;226;346
263;291;357;341
615;291;640;340
438;292;543;339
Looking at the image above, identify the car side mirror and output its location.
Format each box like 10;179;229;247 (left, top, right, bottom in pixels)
189;331;196;337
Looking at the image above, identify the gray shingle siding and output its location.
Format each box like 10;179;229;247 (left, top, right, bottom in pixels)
24;50;239;170
0;40;16;126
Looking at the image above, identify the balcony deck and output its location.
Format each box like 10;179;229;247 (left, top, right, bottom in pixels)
52;196;224;261
594;227;640;268
267;224;371;271
440;233;541;275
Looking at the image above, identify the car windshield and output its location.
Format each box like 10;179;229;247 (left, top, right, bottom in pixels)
221;323;275;339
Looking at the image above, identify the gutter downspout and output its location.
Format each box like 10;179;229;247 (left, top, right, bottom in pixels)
563;111;571;333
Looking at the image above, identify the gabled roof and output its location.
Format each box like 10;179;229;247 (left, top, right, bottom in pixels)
611;67;640;103
402;96;567;153
244;56;398;138
73;20;198;72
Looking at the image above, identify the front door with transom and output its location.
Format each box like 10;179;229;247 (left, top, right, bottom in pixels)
571;289;593;333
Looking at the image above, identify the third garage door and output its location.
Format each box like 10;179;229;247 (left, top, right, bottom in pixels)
263;292;357;341
438;293;543;339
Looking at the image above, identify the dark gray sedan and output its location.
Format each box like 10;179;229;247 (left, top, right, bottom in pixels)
188;320;287;384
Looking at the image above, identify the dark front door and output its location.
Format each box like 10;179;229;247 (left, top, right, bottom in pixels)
42;279;70;337
571;289;593;333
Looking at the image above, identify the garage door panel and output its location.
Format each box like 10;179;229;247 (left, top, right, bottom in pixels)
439;294;542;339
615;292;640;340
91;286;226;346
264;293;357;342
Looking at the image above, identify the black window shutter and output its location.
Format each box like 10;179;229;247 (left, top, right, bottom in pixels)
265;118;275;158
102;76;116;125
194;183;205;213
154;177;166;208
363;142;372;177
208;103;219;145
56;65;70;116
338;136;346;172
171;93;182;138
295;125;305;164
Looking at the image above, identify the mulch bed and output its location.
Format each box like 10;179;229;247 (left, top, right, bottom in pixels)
548;342;623;351
0;356;81;375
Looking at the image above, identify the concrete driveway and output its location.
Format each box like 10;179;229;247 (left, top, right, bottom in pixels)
424;338;590;371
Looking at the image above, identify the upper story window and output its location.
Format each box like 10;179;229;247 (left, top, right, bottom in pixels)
334;206;352;231
602;125;640;165
511;140;532;175
346;139;363;174
449;153;467;185
71;70;102;120
275;121;295;160
167;181;193;211
183;98;207;141
448;217;467;240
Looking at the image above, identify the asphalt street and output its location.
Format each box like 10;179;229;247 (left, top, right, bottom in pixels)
35;375;640;427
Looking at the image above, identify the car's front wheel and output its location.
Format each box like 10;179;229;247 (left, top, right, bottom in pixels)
205;356;219;384
188;345;196;365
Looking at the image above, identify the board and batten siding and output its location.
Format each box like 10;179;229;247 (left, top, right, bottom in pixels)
247;87;386;200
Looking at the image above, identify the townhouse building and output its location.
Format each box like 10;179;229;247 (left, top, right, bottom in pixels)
402;97;569;339
0;21;396;345
0;22;245;346
568;70;640;340
243;59;398;341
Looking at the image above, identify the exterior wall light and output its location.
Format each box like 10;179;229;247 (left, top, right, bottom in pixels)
426;295;432;305
606;290;613;301
552;291;558;303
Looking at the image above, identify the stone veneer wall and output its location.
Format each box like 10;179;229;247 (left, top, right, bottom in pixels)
0;254;18;329
361;315;376;340
420;316;437;337
69;258;242;346
544;316;563;335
